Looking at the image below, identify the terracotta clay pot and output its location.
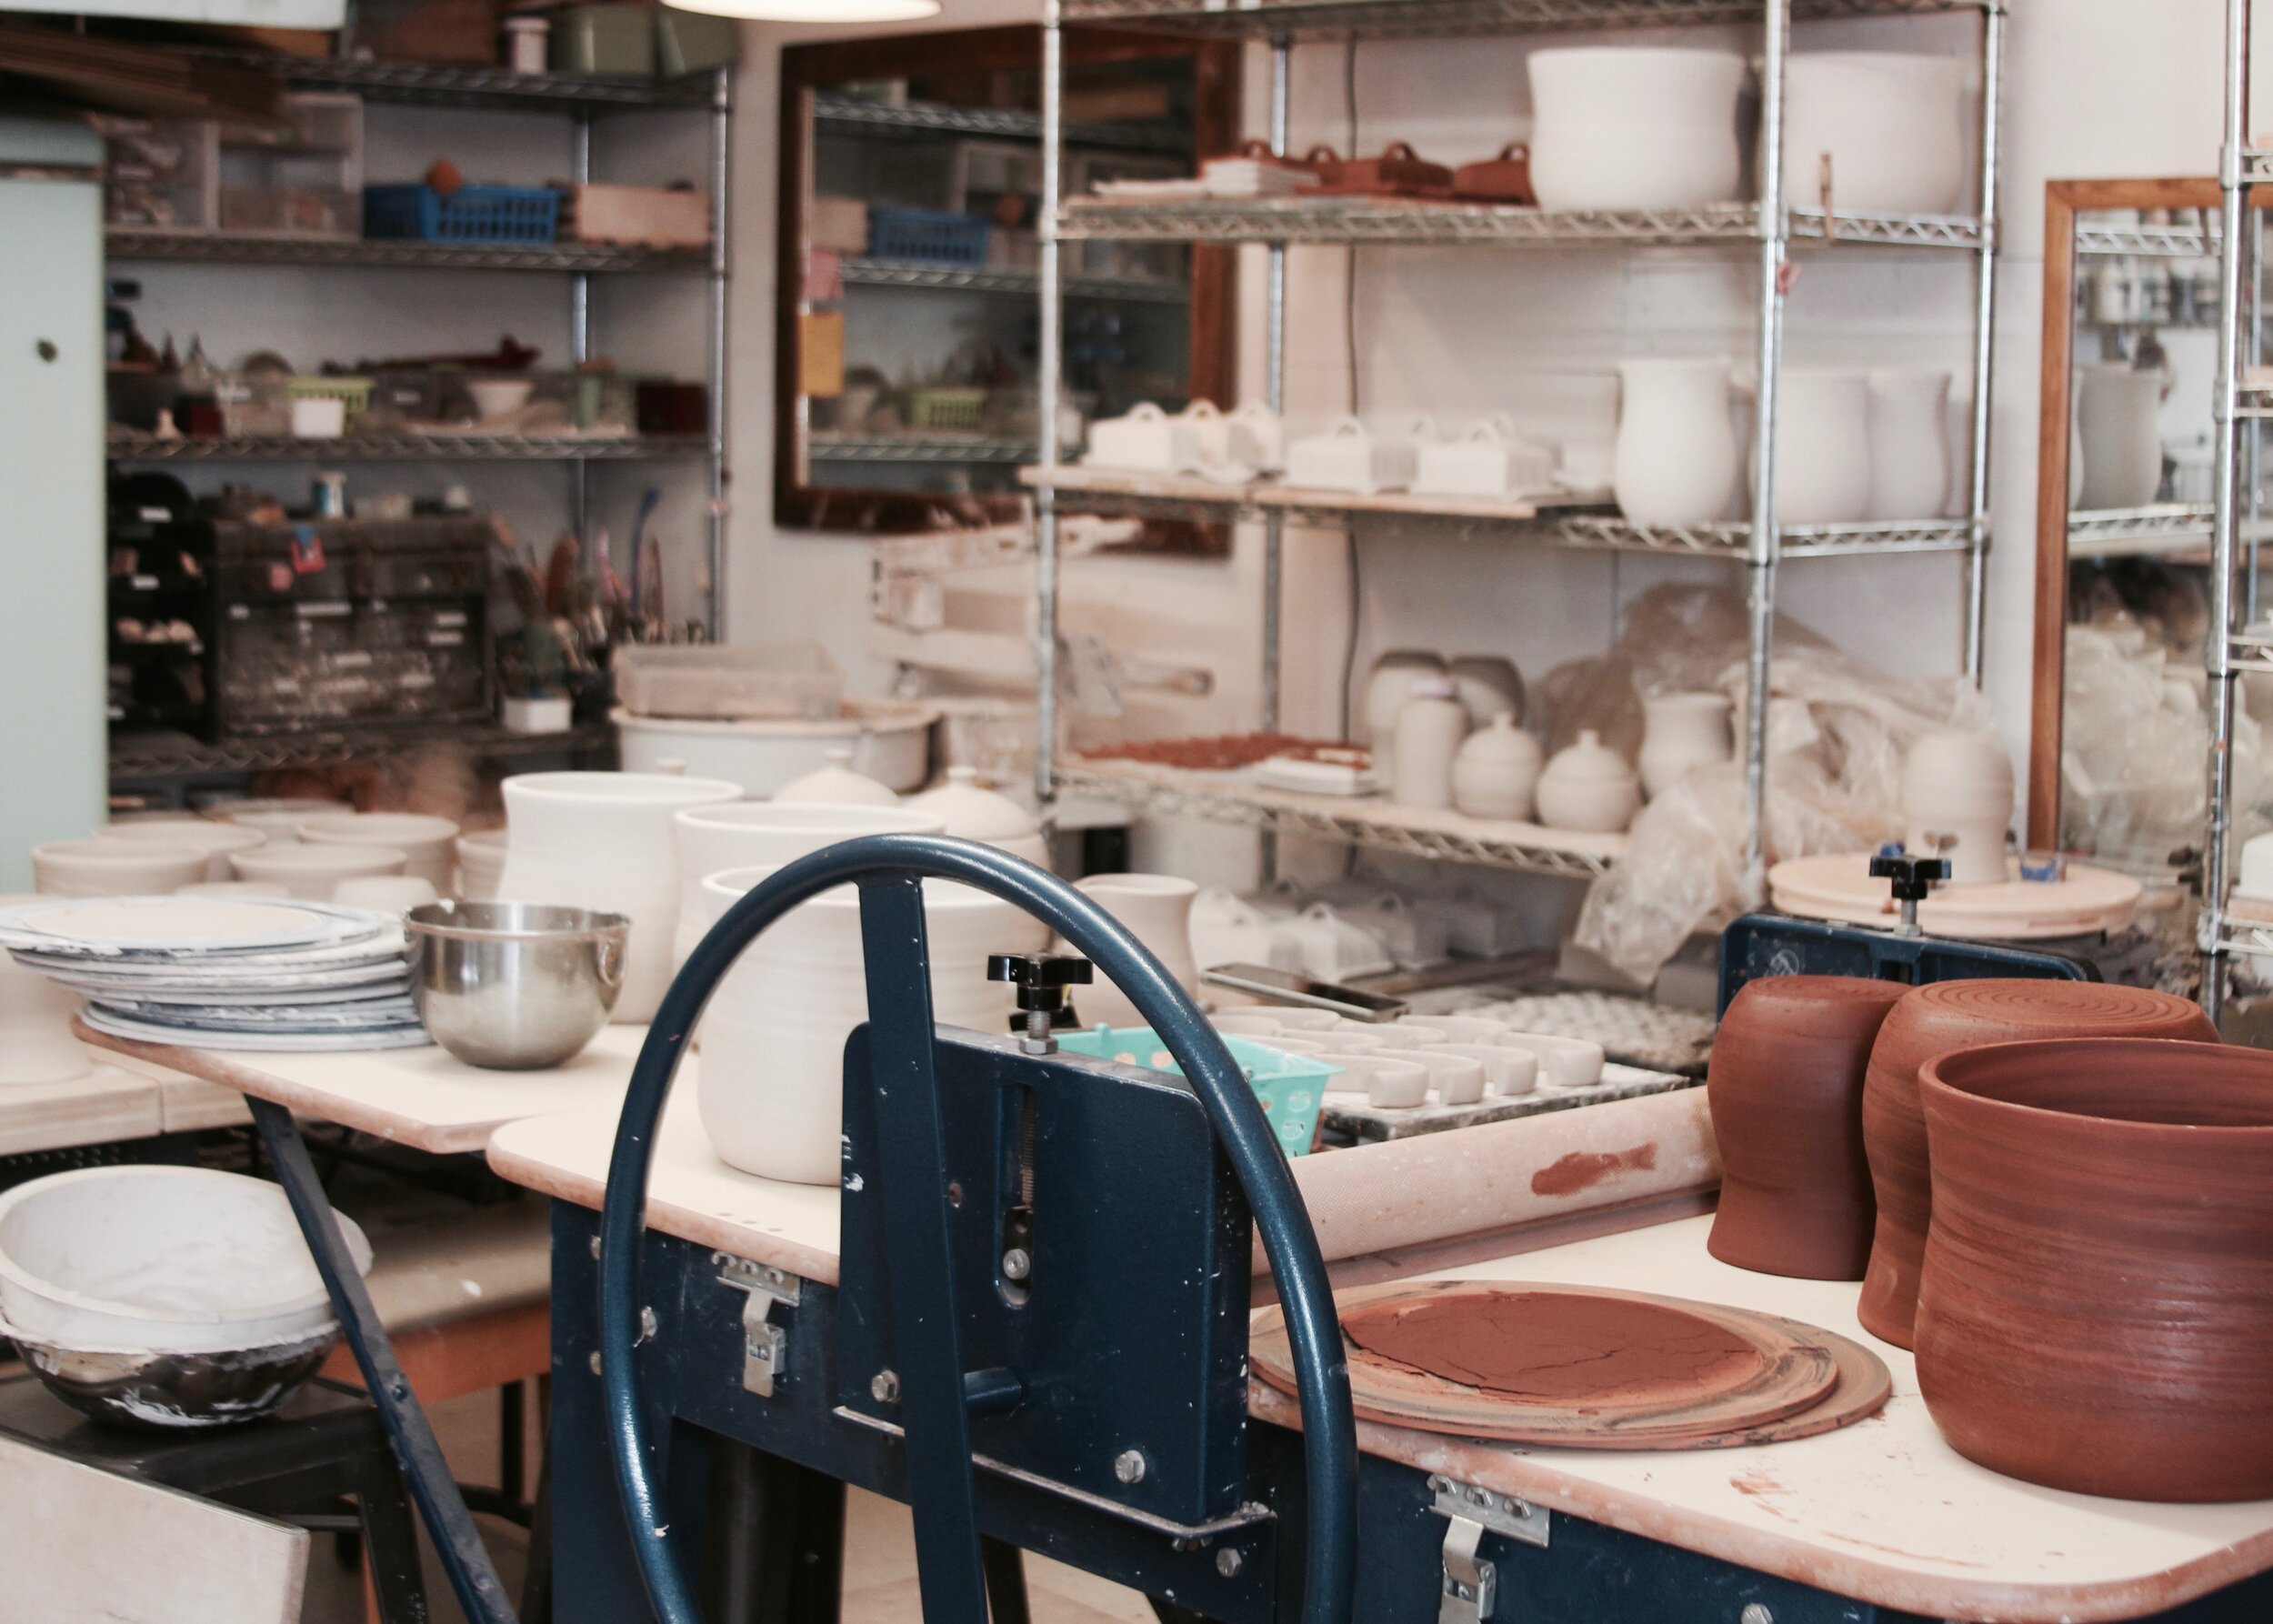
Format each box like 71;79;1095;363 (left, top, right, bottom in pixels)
1706;975;1908;1281
1916;1038;2273;1501
1857;979;2216;1348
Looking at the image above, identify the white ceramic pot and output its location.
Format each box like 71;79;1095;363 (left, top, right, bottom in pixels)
1497;1032;1605;1089
696;867;1047;1184
454;829;508;901
1071;873;1200;1028
772;747;900;807
97;820;265;884
1867;368;1953;521
1451;714;1546;821
2075;365;2164;511
907;767;1050;867
298;812;460;893
669;801;945;965
1527;47;1747;211
1390;678;1469;811
2240;830;2273;900
200;797;347;848
1615;359;1740;526
1535;730;1642;833
1447;655;1524;728
1637;691;1735;799
1783;52;1968;216
614;697;938;797
1376;1047;1487;1107
1900;729;2013;886
32;839;206;898
497;771;743;1023
1774;368;1874;526
1428;1043;1537;1098
1361;650;1447;747
231;842;407;901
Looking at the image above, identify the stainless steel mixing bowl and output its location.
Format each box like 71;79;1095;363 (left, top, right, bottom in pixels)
404;900;629;1069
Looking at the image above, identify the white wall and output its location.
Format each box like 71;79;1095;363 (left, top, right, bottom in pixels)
720;0;2231;878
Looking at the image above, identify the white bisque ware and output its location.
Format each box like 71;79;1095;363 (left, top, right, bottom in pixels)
201;797;346;847
2074;364;2165;512
1391;679;1470;811
1775;368;1875;526
1782;52;1969;216
1638;691;1736;800
230;841;406;901
1527;47;1746;211
1497;1031;1606;1089
1900;728;2015;887
1614;359;1741;527
1536;730;1642;834
1451;714;1545;821
670;801;944;965
0;899;90;1087
455;829;508;901
1362;650;1447;748
1070;873;1201;1028
98;820;265;884
772;747;901;807
906;767;1050;867
297;812;460;893
497;771;742;1023
1428;1042;1538;1097
32;839;207;899
613;699;935;797
1376;1047;1487;1107
1867;368;1954;521
696;866;1048;1184
1322;1052;1431;1109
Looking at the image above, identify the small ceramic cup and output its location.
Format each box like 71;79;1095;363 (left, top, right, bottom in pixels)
1416;1014;1507;1045
1210;1012;1284;1038
1428;1043;1537;1097
1385;1021;1447;1047
1497;1032;1605;1088
1376;1047;1487;1107
1326;1053;1430;1109
1266;1007;1344;1032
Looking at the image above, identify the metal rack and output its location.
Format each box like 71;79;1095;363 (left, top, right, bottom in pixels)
1029;0;2005;887
837;256;1187;304
109;721;617;779
105;59;734;640
810;435;1035;464
811;90;1187;155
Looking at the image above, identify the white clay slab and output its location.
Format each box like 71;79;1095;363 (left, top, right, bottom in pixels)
0;897;386;958
79;1008;432;1053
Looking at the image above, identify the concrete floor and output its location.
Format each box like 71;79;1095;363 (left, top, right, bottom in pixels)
300;1388;1157;1623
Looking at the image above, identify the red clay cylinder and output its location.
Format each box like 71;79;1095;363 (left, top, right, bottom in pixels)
1916;1038;2273;1501
1706;975;1908;1280
1857;979;2214;1348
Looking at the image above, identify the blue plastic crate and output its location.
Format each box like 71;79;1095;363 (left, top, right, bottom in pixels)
866;206;989;266
364;183;561;246
1056;1024;1335;1157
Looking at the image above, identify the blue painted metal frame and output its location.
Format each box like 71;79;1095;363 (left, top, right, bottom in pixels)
1717;911;2091;1016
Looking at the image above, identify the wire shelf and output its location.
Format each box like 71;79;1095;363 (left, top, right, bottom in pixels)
187;50;720;114
110;722;619;779
106;433;712;463
811;436;1035;464
1057;761;1622;877
1557;514;1975;557
837;257;1188;304
105;231;709;274
2067;503;2216;557
2076;222;2218;258
812;93;1187;154
1057;196;1985;249
1056;0;1991;43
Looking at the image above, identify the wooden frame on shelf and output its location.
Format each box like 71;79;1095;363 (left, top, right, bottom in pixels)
774;23;1238;545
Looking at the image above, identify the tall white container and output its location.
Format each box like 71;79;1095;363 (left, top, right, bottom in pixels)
1783;52;1969;216
2075;364;2165;511
1774;368;1874;526
1614;359;1740;526
1527;48;1746;212
1867;368;1953;521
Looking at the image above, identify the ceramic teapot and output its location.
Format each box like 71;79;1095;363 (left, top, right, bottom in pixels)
1451;714;1545;820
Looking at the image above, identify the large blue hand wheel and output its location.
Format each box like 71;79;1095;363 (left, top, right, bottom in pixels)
596;834;1358;1624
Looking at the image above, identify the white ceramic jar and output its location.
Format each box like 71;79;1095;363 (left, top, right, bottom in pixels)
1527;47;1747;211
1774;368;1874;526
1615;359;1740;526
496;771;743;1023
1783;52;1969;216
1450;714;1546;820
1900;729;2014;887
1070;873;1201;1028
1361;651;1447;747
1390;679;1470;810
1535;730;1642;833
2075;364;2165;511
1637;691;1735;799
907;767;1050;867
696;867;1046;1184
669;801;944;965
771;747;900;807
1867;368;1953;521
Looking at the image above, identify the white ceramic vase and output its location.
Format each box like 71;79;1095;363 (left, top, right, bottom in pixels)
1535;730;1642;833
1071;873;1201;1028
2075;365;2164;511
497;771;742;1023
1637;691;1735;799
1783;52;1969;216
1774;368;1874;526
696;867;1047;1184
1390;679;1470;810
1360;651;1447;747
1450;715;1545;820
1527;48;1747;211
1900;729;2014;887
1867;368;1953;521
1615;360;1740;526
669;801;945;966
455;829;508;900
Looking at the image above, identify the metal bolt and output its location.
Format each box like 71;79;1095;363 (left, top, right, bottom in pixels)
1215;1549;1242;1578
1001;1247;1033;1282
1113;1449;1147;1485
591;1236;603;1260
588;1350;602;1375
1740;1606;1775;1624
639;1307;659;1342
871;1369;901;1405
946;1181;964;1208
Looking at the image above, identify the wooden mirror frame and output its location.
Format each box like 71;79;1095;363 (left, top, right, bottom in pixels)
2029;176;2224;850
774;24;1240;537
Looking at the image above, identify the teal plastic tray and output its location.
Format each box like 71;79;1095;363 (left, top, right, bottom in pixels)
1057;1024;1335;1157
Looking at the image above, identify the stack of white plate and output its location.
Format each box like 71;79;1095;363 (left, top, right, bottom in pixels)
0;897;426;1052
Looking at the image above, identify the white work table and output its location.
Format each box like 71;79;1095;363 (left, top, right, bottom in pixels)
488;1096;2273;1624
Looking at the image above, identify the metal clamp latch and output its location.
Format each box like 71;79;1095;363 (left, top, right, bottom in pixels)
1426;1474;1547;1624
714;1254;801;1397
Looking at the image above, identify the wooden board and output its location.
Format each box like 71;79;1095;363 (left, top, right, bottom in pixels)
0;1433;306;1624
1767;852;2142;939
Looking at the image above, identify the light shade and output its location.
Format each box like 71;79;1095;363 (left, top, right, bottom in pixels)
666;0;938;18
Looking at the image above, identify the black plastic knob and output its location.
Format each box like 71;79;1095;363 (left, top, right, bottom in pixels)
1869;853;1952;903
986;953;1093;1014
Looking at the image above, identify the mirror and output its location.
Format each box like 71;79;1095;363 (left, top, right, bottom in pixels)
2031;178;2232;873
775;24;1237;538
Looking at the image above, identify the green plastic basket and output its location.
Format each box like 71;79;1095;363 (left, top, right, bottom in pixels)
1056;1024;1334;1157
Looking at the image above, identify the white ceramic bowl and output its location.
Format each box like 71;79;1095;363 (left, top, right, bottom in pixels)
299;812;460;892
1428;1042;1537;1097
200;797;350;848
32;839;207;898
175;881;293;900
670;802;944;966
466;377;535;421
456;828;509;900
332;876;441;912
98;820;266;883
0;1167;371;1356
614;697;939;797
232;842;407;900
1497;1031;1606;1088
1375;1047;1487;1107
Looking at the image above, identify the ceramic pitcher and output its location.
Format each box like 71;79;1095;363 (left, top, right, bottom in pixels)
1638;691;1735;799
1071;872;1201;1028
1615;359;1740;527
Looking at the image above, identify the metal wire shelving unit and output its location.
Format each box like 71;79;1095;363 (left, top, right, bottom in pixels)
1028;0;2005;887
106;57;734;640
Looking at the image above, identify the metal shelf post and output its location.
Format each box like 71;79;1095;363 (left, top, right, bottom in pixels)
708;64;734;639
1036;3;1069;808
1960;3;2006;680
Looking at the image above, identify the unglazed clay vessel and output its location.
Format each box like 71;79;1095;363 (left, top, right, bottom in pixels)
1637;691;1733;799
1527;47;1746;211
231;841;406;901
1451;715;1544;821
32;839;206;898
1390;678;1469;811
1857;978;2217;1348
1782;52;1969;216
1069;873;1200;1028
1867;368;1953;521
1446;656;1524;729
907;767;1049;867
1916;1038;2273;1501
1900;729;2014;887
98;820;265;884
1774;368;1874;526
670;802;943;966
1536;730;1641;833
772;747;900;807
1361;650;1447;747
1707;976;1908;1281
1614;359;1739;526
298;812;460;893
